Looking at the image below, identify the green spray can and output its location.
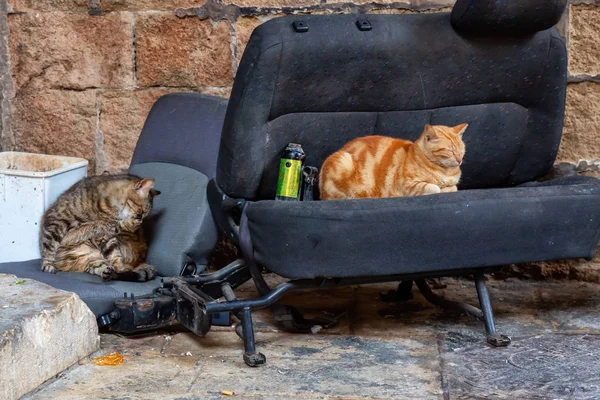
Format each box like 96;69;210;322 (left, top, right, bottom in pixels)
275;143;305;201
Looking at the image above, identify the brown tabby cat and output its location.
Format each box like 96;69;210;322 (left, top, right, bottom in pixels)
319;123;468;200
40;174;160;281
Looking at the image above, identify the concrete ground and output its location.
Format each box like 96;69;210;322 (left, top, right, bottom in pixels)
23;275;600;400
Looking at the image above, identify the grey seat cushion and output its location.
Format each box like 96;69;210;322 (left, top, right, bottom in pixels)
129;162;218;276
247;176;600;279
0;259;161;317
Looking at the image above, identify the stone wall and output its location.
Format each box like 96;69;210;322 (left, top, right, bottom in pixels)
0;0;452;173
0;0;599;279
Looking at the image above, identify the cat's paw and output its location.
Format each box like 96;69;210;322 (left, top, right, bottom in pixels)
424;184;441;195
41;262;56;274
99;265;116;281
440;185;458;193
135;264;157;282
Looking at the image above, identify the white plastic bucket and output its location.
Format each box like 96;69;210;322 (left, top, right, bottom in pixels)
0;152;88;262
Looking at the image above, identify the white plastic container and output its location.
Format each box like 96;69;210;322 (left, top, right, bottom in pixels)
0;152;88;262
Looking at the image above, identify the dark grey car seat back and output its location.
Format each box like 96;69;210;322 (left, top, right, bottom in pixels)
129;93;228;276
131;92;228;178
217;0;567;200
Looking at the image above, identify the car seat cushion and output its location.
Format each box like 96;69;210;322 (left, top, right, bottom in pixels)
0;259;161;317
246;176;600;279
129;162;218;277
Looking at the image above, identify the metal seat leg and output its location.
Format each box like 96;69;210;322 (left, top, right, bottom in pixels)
415;275;511;347
240;307;266;367
474;274;511;347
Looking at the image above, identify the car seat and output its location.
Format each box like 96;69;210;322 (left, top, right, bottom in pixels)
0;93;228;318
198;0;600;364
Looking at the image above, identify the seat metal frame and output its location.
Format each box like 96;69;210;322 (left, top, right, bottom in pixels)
99;179;511;367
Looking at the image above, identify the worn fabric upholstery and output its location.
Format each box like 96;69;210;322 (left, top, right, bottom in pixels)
217;12;567;200
214;5;600;279
247;177;600;279
451;0;568;35
128;92;225;275
131;93;228;178
128;162;217;277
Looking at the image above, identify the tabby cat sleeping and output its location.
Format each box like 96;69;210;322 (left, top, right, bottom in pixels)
40;174;160;281
319;123;468;200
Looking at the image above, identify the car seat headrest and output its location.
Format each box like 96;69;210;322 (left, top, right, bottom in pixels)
451;0;567;35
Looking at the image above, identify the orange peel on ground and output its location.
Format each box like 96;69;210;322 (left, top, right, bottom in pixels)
93;352;124;366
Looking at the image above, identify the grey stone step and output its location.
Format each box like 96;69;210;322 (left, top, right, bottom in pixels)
0;273;99;400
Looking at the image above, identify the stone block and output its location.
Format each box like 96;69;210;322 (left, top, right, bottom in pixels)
568;4;600;76
11;0;204;11
12;90;97;173
101;0;205;11
556;82;600;163
0;274;99;400
8;12;133;91
412;0;455;7
99;87;231;173
99;88;179;173
135;13;232;87
235;17;262;63
197;86;232;99
10;0;87;12
505;248;600;283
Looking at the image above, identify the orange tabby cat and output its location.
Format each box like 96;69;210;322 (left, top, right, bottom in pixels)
319;123;468;200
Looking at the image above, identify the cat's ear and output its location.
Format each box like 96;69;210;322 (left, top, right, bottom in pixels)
134;178;155;197
453;123;468;136
424;124;438;141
